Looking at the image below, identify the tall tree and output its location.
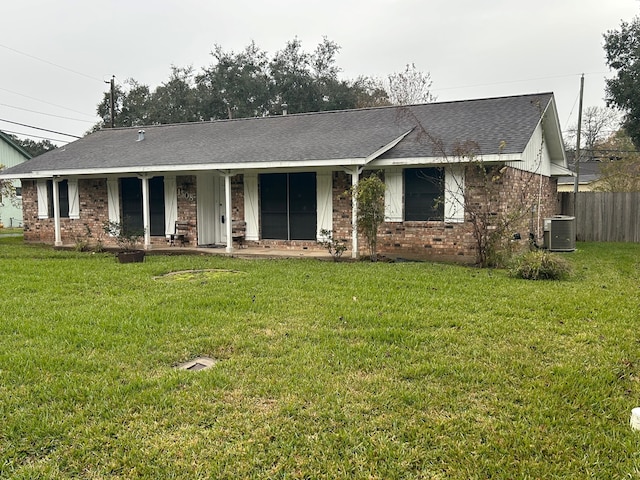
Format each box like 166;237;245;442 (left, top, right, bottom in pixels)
93;38;429;127
269;37;318;114
150;66;200;124
196;42;272;119
604;16;640;148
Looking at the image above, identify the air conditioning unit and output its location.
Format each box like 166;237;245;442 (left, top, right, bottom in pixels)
543;216;576;252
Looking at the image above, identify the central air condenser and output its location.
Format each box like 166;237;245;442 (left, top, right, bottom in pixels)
543;216;576;252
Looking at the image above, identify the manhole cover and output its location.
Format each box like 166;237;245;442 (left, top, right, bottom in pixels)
175;356;216;371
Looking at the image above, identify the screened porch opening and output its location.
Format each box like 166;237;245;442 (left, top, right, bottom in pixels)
259;172;317;240
120;177;165;236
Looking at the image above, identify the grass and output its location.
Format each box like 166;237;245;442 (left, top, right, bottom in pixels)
0;227;23;235
1;237;639;478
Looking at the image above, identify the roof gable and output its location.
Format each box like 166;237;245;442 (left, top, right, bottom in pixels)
0;131;32;164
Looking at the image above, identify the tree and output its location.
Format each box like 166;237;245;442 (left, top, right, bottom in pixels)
604;16;640;148
269;37;355;114
351;76;391;108
0;165;16;208
594;129;640;191
149;66;200;124
353;173;386;261
196;42;272;119
386;63;436;105
93;39;432;126
564;106;619;162
4;134;56;157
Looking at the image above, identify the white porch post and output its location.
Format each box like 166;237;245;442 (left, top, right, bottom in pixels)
140;175;151;249
224;173;233;253
349;167;362;259
52;178;62;246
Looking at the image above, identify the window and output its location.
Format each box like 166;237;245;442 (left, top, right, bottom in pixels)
120;177;165;236
404;168;444;221
259;172;317;240
47;180;69;218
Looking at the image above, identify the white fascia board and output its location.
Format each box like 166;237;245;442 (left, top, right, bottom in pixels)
6;157;368;179
550;163;575;177
367;153;523;168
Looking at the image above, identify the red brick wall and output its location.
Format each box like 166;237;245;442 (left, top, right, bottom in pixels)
175;175;197;246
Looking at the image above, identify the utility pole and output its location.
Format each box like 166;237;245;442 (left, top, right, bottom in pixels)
109;75;115;128
104;75;115;128
573;74;584;215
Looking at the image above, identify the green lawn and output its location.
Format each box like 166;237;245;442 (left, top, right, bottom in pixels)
1;238;639;479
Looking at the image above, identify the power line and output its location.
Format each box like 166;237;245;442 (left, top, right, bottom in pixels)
0;86;97;119
0;102;95;124
432;72;604;94
0;128;69;144
0;118;81;139
0;43;104;83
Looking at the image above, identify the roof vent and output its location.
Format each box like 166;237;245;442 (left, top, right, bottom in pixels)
281;103;288;116
137;130;145;142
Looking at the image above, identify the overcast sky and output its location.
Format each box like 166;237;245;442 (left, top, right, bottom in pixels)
1;0;638;146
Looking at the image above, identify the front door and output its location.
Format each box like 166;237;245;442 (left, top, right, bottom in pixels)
196;173;226;245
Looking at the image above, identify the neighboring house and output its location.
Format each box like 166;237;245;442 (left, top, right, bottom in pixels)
0;131;31;227
557;159;602;192
0;93;571;262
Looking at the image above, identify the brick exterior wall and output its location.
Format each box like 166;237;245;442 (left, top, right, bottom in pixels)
376;167;559;263
175;175;197;246
20;167;559;262
22;179;110;246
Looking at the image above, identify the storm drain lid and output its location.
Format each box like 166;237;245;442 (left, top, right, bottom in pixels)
176;356;216;371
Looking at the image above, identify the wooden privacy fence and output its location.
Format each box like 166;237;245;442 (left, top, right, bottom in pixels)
559;192;640;242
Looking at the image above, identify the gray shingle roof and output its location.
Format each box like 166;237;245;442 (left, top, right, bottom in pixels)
3;92;554;177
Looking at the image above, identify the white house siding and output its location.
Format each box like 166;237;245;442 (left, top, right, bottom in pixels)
509;122;551;176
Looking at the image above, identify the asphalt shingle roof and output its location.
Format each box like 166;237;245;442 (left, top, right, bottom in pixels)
3;92;554;176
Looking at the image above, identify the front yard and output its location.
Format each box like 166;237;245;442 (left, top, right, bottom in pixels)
1;237;639;478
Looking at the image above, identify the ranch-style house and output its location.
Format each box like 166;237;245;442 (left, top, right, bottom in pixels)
0;92;572;262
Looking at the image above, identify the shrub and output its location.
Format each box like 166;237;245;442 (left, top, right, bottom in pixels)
508;250;573;280
317;229;347;262
352;174;385;262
